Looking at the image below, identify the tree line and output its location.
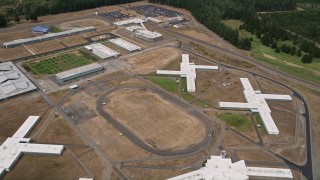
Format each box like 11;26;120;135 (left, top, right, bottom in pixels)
0;0;141;27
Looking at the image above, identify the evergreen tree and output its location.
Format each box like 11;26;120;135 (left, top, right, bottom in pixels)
0;14;7;28
301;54;313;63
14;15;20;23
297;49;302;57
271;42;277;49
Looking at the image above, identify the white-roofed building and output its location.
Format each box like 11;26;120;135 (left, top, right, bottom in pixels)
0;116;64;178
157;54;218;92
219;78;293;135
168;156;293;180
55;63;104;82
114;18;162;41
85;43;119;59
0;62;37;100
3;26;95;48
109;38;141;52
113;18;146;26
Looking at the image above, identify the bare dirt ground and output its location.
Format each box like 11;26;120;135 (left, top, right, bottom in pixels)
0;46;32;62
127;47;180;75
59;19;110;30
0;30;35;44
123;168;192;180
0;93;49;140
104;88;206;151
57;34;88;47
3;148;86;180
26;40;66;54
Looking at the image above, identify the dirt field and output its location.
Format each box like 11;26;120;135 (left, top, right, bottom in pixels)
0;46;32;62
127;47;181;75
0;93;49;140
58;34;88;47
0;30;35;44
26;40;66;54
104;88;206;151
3;149;86;180
59;19;110;30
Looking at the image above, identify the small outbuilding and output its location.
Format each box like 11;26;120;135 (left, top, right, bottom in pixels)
32;25;51;34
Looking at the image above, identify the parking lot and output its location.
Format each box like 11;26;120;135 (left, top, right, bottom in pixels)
130;5;182;17
100;11;130;21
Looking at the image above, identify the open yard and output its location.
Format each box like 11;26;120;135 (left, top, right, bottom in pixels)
219;113;254;133
24;50;97;75
127;47;181;75
104;87;206;151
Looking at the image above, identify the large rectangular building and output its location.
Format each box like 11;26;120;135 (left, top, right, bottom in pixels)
84;43;120;59
109;38;141;52
0;62;37;100
55;63;104;82
3;26;95;48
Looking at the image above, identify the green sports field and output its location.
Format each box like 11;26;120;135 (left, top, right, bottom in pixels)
25;50;97;75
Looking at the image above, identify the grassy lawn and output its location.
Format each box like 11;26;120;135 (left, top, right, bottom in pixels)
254;115;267;136
222;19;320;84
25;50;97;75
50;25;62;33
144;76;179;94
144;75;197;102
180;77;197;102
219;113;254;132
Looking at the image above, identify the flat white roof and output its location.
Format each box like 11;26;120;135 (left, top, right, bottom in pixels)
55;63;103;80
85;43;119;59
109;38;141;52
135;29;162;39
147;17;162;23
219;78;292;135
157;54;218;92
0;116;64;178
113;18;146;26
168;156;292;180
3;26;95;47
0;62;37;100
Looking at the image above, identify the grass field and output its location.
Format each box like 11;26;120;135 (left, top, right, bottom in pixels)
219;113;254;132
222;19;320;84
144;75;197;102
25;50;97;75
254;115;267;136
50;25;62;33
144;76;179;94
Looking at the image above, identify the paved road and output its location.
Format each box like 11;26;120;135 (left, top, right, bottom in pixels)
96;85;214;156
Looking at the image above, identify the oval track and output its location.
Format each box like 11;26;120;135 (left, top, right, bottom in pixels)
96;85;213;156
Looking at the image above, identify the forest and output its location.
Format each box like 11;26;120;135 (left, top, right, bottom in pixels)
150;0;320;63
0;0;141;26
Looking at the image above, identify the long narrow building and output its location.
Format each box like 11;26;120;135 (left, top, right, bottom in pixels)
168;156;293;180
219;78;292;135
157;54;218;92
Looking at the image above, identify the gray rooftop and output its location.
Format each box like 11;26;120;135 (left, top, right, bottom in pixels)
0;62;37;100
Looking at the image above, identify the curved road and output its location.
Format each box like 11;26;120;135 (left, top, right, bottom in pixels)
96;85;214;156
